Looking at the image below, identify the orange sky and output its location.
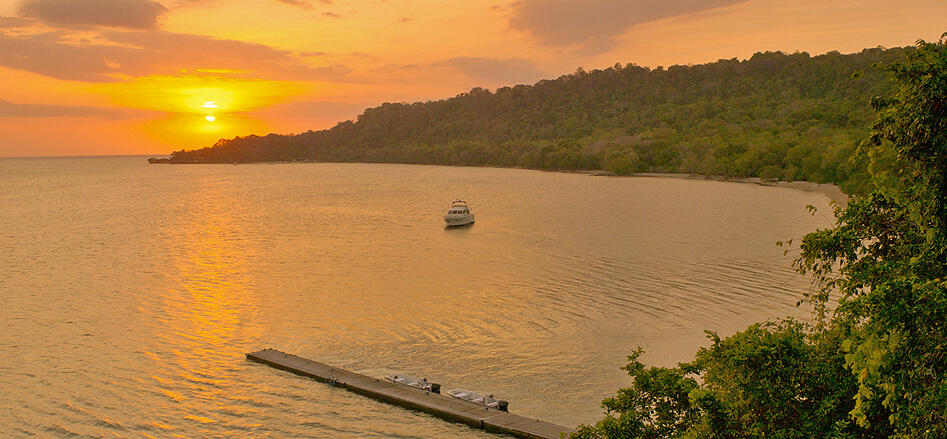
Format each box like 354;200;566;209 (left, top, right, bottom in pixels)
0;0;945;157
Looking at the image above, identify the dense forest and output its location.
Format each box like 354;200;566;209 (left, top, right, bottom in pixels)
163;47;909;194
572;35;947;439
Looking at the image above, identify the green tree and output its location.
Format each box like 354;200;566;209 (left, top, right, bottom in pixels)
572;348;700;439
573;34;947;439
796;33;947;438
164;46;908;192
572;321;888;439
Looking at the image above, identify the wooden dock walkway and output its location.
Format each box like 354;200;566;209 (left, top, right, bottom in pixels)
246;349;574;439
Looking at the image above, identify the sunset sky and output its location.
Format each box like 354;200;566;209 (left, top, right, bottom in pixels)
0;0;945;157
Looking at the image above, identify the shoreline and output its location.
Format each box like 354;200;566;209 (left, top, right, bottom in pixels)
147;158;849;207
631;172;849;207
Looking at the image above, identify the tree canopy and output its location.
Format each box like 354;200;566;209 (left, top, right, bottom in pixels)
573;34;947;439
165;47;908;195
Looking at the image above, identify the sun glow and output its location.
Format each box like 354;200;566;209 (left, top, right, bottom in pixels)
91;74;307;148
94;75;306;113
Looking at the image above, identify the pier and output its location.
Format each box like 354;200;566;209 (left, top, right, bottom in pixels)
246;349;574;439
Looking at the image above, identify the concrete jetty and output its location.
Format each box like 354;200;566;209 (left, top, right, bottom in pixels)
246;349;574;439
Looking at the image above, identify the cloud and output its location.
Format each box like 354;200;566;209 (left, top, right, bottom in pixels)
366;57;545;91
0;16;35;28
0;98;142;118
322;11;342;18
93;75;307;115
0;31;123;82
257;100;366;120
176;0;332;9
0;29;353;82
274;0;313;10
17;0;168;30
507;0;744;53
250;100;370;133
393;16;413;23
443;57;545;86
303;64;353;80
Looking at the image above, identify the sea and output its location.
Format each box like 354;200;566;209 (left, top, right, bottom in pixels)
0;156;835;437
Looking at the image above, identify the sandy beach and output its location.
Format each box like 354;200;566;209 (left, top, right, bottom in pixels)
632;173;850;207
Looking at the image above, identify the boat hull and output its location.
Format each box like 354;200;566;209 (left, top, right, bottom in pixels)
444;214;475;227
385;374;440;393
447;388;508;411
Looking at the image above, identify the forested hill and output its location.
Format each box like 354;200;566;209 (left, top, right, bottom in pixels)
164;47;908;194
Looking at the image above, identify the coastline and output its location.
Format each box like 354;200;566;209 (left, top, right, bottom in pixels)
147;158;849;207
632;172;849;207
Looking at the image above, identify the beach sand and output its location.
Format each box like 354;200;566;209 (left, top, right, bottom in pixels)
632;173;849;207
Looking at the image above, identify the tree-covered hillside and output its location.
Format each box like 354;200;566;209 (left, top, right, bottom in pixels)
571;34;947;439
165;47;908;194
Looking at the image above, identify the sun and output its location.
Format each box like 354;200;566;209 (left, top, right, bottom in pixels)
93;75;308;146
202;101;218;122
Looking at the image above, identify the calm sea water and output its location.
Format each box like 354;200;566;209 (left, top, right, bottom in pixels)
0;157;834;438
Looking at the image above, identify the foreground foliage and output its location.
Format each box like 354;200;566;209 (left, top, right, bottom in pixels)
574;34;947;439
167;48;907;194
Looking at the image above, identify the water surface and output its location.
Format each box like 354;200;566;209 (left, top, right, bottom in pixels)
0;157;833;437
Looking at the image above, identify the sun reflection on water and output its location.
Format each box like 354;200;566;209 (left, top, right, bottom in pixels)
142;175;264;431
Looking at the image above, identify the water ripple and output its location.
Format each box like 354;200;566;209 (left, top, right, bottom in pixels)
0;158;834;436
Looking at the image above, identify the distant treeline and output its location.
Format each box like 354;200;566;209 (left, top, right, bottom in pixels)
166;47;909;194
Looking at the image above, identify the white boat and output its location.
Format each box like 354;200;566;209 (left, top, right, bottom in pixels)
444;200;475;227
385;374;440;393
447;388;508;411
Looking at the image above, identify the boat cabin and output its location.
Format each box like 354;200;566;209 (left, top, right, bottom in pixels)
446;201;471;215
